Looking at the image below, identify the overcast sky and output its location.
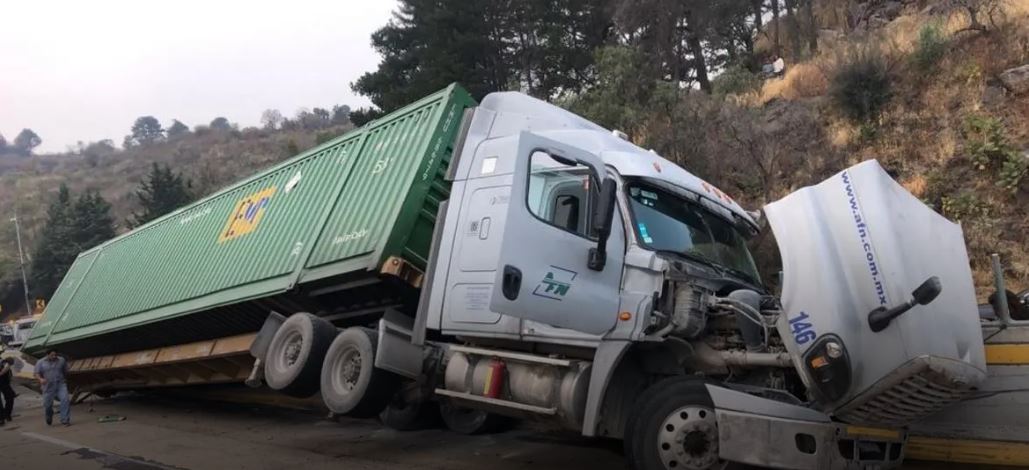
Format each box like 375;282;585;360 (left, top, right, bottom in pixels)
0;0;397;153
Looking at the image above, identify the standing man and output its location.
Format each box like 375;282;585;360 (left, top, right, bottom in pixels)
0;357;15;425
34;350;70;426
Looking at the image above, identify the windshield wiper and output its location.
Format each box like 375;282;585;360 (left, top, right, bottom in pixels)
653;249;760;286
652;249;722;271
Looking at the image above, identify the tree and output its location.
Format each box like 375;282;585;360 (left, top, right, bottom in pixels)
260;109;284;129
167;119;190;138
210;117;233;131
353;0;611;111
72;190;116;250
12;128;42;156
331;105;351;125
130;116;164;146
0;132;7;153
128;163;194;228
82;139;116;167
29;185;78;300
613;0;734;93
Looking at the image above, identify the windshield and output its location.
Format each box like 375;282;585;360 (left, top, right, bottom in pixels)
627;181;760;283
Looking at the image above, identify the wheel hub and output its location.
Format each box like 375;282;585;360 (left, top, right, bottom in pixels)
282;332;303;367
657;405;719;470
334;347;362;393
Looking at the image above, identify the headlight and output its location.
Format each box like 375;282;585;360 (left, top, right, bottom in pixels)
803;334;852;403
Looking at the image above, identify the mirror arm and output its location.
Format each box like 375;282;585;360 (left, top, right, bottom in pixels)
867;276;942;333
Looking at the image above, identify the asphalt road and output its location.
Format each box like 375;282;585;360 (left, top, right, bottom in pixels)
0;385;1011;470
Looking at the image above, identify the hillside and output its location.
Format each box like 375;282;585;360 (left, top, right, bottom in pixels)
0;0;1026;316
0;121;352;314
741;0;1029;296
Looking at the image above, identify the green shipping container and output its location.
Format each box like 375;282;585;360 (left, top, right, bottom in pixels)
24;84;476;357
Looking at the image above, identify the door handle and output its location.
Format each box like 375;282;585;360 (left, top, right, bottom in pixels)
502;265;522;300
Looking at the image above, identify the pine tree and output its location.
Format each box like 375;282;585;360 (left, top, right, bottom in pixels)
27;186;118;300
28;185;78;300
128;163;194;228
73;191;117;250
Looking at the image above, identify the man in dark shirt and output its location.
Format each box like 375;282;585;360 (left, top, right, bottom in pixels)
34;350;70;426
0;357;14;425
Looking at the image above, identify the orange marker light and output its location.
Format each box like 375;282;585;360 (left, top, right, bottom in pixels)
810;356;829;369
619;312;632;321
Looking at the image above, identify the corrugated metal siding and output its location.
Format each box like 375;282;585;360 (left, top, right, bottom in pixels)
24;84;475;354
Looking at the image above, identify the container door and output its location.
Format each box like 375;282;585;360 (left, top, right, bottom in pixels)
489;132;622;335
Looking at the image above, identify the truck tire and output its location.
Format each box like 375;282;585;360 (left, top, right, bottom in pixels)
320;327;400;418
380;396;440;431
625;377;725;470
264;312;336;398
439;399;509;435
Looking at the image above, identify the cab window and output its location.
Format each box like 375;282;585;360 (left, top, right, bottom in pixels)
526;151;594;238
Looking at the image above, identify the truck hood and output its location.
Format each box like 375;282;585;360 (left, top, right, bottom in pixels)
764;160;985;420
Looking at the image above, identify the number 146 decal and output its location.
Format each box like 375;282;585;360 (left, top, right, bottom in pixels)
788;312;817;345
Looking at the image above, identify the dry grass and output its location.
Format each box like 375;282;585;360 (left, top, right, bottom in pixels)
749;0;1029;295
756;62;831;104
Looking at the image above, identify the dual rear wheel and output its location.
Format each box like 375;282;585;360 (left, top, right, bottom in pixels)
263;313;504;434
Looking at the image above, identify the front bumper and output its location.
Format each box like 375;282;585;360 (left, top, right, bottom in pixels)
707;385;905;469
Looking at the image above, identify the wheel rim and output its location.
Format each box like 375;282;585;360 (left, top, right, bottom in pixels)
277;330;304;372
657;405;719;470
331;345;362;395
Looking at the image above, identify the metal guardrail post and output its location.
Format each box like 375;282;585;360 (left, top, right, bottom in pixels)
992;253;1012;325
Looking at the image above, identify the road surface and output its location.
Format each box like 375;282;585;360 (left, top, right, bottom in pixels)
0;384;1009;470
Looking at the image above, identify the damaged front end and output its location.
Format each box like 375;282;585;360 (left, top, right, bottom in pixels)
764;160;986;425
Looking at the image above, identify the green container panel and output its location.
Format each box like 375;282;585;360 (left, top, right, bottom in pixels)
24;84;476;354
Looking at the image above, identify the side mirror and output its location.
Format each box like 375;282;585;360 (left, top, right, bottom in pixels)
911;277;942;305
868;276;942;333
588;178;617;271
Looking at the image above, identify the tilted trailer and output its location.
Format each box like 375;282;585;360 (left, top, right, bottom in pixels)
24;84;991;470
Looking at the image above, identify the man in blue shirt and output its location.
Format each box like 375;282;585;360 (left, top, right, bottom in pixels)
34;350;70;426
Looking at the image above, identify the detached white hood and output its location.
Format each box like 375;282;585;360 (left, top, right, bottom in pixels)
764;160;985;424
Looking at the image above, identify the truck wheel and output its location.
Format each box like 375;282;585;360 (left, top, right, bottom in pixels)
264;312;336;398
439;400;508;435
320;327;400;418
380;395;440;431
625;377;724;470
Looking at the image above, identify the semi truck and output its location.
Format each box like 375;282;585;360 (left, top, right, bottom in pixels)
23;84;988;470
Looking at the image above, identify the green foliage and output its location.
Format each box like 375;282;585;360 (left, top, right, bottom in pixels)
12;128;42;156
963;114;1027;192
128;163;194;228
130;116;164;146
285;139;299;156
315;131;337;145
73;191;116;250
940;191;988;221
857;122;879;143
209;117;233;132
28;185;116;300
712;65;761;96
167;120;190;139
349;108;382;127
830;47;893;122
566;46;672;136
29;185;75;300
912;23;948;73
353;0;611;111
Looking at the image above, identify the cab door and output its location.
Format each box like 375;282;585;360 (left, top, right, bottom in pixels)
489;132;624;335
